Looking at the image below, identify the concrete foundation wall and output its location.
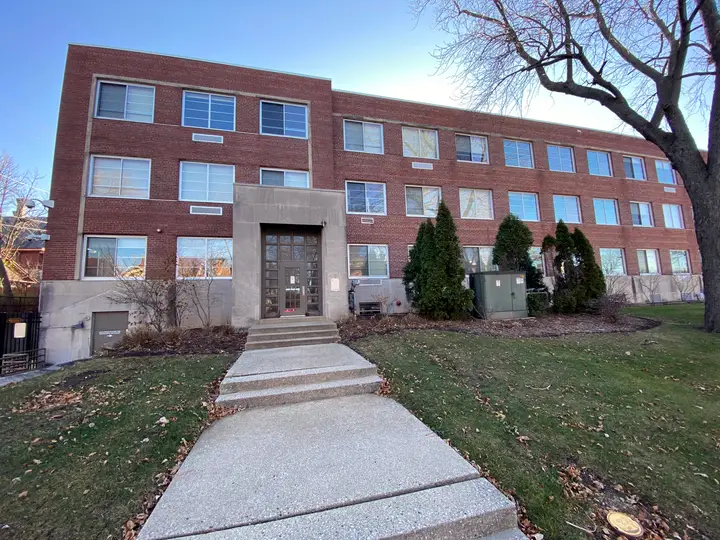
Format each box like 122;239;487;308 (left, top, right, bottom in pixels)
40;279;232;365
232;184;348;326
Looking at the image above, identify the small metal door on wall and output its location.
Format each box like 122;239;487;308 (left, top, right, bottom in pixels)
92;312;129;354
262;228;322;318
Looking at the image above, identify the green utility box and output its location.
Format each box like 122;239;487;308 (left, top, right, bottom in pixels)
468;271;528;320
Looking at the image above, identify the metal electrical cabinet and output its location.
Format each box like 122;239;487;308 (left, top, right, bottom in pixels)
468;271;528;319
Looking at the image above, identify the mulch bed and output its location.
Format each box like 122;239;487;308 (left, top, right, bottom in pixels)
100;326;247;358
339;313;659;342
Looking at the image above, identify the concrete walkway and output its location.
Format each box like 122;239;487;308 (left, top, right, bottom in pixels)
139;345;524;540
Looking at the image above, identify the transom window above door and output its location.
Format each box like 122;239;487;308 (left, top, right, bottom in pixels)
346;181;386;215
344;120;383;154
456;134;489;163
96;81;155;123
405;186;441;217
260;169;310;188
260;101;308;138
402;127;439;159
182;91;235;131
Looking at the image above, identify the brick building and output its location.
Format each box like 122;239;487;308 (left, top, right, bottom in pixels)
41;45;701;363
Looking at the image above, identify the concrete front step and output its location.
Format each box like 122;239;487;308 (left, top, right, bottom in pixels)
250;320;338;334
246;328;339;343
244;334;339;350
216;375;383;409
176;478;519;539
220;364;378;394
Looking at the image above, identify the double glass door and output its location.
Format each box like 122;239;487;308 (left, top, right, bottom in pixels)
263;229;321;317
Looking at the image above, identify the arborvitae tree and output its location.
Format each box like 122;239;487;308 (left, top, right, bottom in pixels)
430;199;473;319
542;221;605;313
403;220;432;305
493;214;546;290
542;220;578;313
416;220;445;318
572;228;606;305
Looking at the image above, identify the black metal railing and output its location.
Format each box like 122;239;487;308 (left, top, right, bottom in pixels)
0;348;46;375
0;296;39;314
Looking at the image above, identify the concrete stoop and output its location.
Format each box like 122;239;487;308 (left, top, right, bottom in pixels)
216;343;382;409
244;317;340;350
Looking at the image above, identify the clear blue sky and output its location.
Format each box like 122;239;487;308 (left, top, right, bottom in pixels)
0;0;710;194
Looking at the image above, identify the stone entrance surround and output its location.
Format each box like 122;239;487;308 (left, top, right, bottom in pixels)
232;183;348;327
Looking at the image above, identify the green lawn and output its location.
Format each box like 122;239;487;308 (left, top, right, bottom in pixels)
0;354;232;540
353;304;719;539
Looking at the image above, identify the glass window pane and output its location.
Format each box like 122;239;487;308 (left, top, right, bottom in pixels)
85;237;117;277
365;183;386;214
97;83;126;119
402;127;421;158
284;171;309;188
183;92;210;128
284;105;307;137
346;182;366;212
261;170;284;186
470;136;488;162
125;86;154;123
423;188;440;216
261;102;284;135
462;247;479;273
345;121;364;151
419;129;438;159
349;245;369;277
456;135;472;161
91;157;122;196
406;187;424;215
116;238;147;277
363;123;383;153
600;248;625;275
504;140;518;167
207;239;233;277
177;238;207;278
367;246;388;277
656;161;675;184
209;95;235;131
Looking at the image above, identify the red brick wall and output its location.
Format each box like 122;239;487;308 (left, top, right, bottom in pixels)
45;46;700;283
45;45;334;280
333;92;699;278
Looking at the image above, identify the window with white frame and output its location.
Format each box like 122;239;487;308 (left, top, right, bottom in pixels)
600;248;626;276
462;246;495;274
547;145;575;173
459;188;493;219
504;140;534;168
593;198;619;225
587;150;613;176
344;120;383;154
663;204;684;229
630;202;654;226
180;162;234;203
177;238;233;278
508;192;539;221
89;156;150;199
529;247;545;274
96;82;154;123
405;186;441;217
83;236;147;279
655;160;676;184
402;127;439;159
553;195;582;223
260;101;307;138
183;91;235;131
637;249;660;275
456;134;489;163
346;181;386;214
260;169;310;188
670;250;690;274
623;156;646;180
348;244;389;278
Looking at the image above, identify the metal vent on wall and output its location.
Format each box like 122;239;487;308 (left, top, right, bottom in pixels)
361;217;375;225
411;162;433;170
192;133;224;144
190;206;223;215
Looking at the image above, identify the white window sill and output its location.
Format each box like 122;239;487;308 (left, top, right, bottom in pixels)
180;198;233;204
94;115;153;124
460;216;494;220
505;164;534;169
260;131;308;140
88;194;150;200
181;124;235;133
456;159;489;165
347;211;387;216
344;148;384;155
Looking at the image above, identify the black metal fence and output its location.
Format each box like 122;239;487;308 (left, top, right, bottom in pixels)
0;298;45;375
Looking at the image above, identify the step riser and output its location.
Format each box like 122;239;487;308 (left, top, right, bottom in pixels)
246;329;339;342
245;336;339;350
217;380;382;408
220;367;378;393
249;324;338;335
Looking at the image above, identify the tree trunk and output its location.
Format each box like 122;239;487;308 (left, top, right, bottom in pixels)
683;167;720;332
0;259;13;297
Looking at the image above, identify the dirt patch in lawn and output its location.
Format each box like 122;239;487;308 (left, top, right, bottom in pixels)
99;325;247;358
339;313;659;342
